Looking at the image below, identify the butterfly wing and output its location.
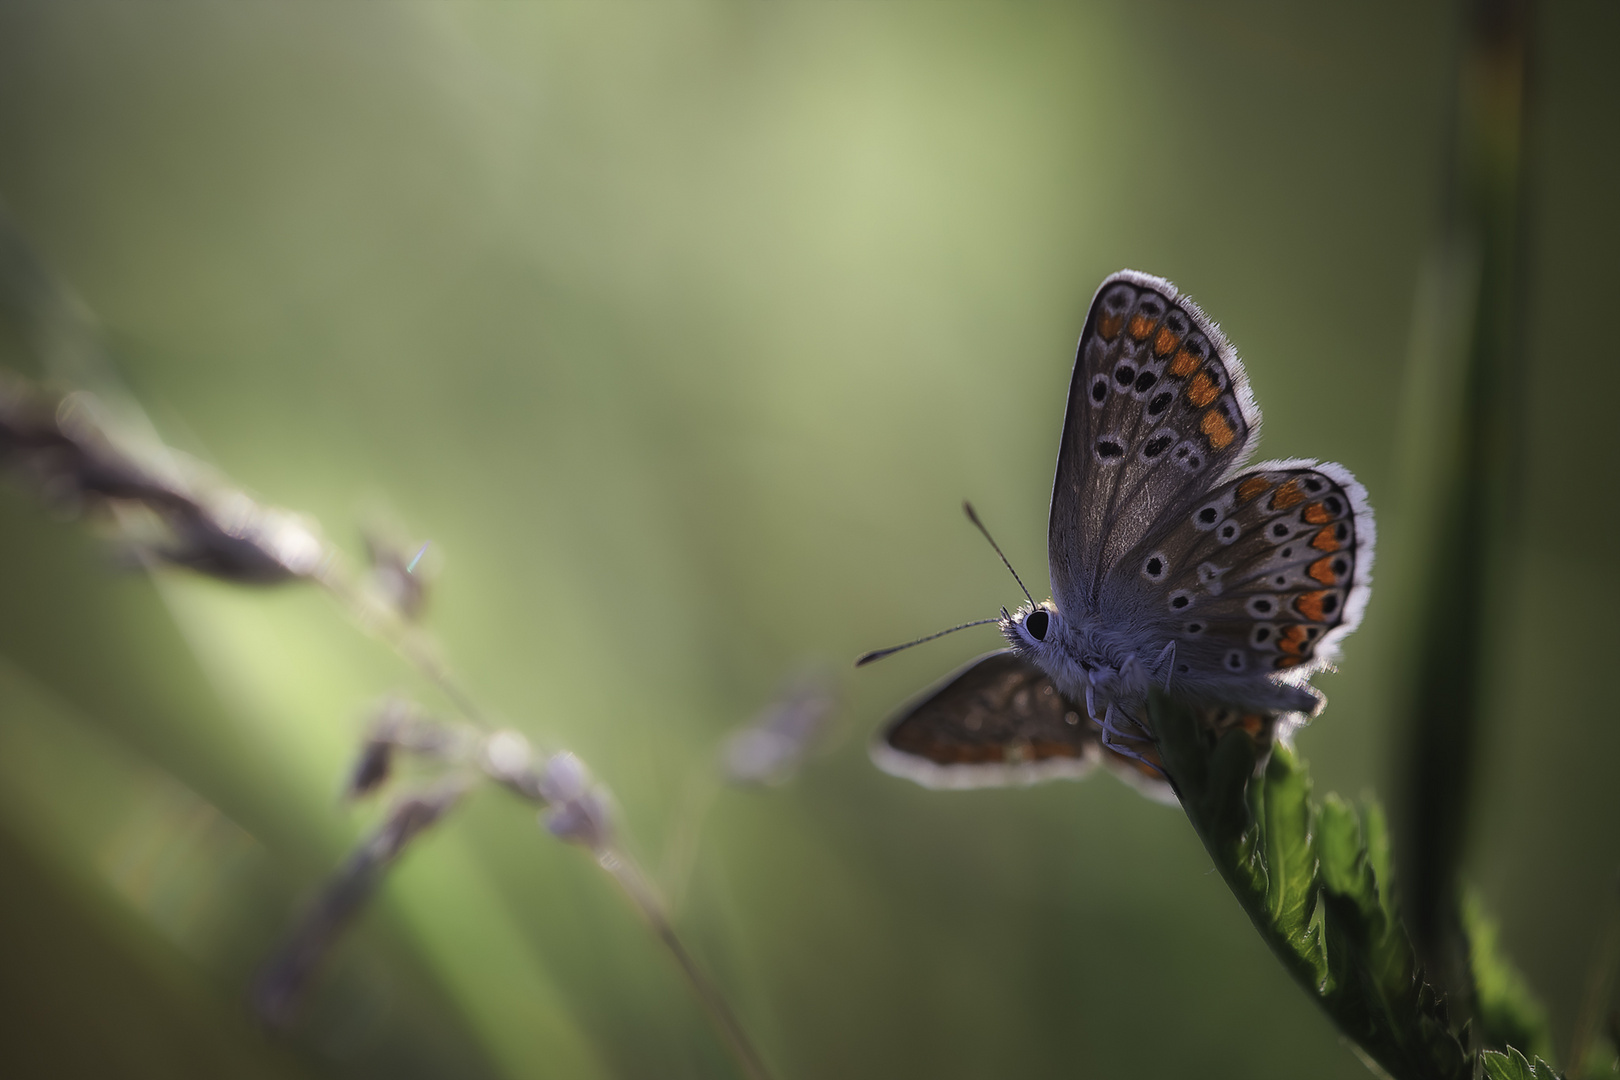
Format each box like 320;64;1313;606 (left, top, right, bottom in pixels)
871;651;1101;789
1049;271;1262;610
1106;460;1376;712
870;652;1293;804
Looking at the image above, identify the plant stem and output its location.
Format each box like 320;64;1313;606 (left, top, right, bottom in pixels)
598;848;775;1080
1396;0;1533;1005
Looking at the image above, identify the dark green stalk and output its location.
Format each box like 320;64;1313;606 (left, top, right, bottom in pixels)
1395;0;1533;1007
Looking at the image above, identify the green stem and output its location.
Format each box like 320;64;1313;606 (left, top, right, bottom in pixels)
1395;0;1532;1004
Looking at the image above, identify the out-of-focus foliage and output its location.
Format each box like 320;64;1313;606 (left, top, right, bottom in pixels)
1466;890;1556;1064
0;3;1617;1079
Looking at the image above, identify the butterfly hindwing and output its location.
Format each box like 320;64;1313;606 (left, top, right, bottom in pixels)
869;656;1296;801
1049;271;1262;609
1111;460;1375;710
871;651;1100;789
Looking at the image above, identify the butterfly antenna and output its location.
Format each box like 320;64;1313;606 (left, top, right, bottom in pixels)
963;501;1035;607
855;618;1001;667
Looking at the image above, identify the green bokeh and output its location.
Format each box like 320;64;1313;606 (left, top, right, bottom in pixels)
0;3;1614;1078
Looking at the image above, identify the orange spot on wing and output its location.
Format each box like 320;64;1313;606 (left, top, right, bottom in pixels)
1098;313;1124;340
1241;713;1264;736
1277;624;1310;656
1295;590;1331;622
1274;655;1302;669
1153;326;1181;357
1237;476;1272;503
1200;409;1236;450
1128;312;1154;340
1186;372;1218;407
1168;347;1202;377
1311;526;1341;552
1302;502;1332;524
1270;480;1305;510
1308;555;1341;584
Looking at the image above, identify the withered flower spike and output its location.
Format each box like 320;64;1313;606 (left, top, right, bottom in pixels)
344;699;468;801
537;752;615;852
1;374;327;585
720;671;841;787
152;492;326;584
253;780;469;1028
344;738;394;800
1;382;182;514
479;728;547;801
361;528;431;622
366;697;462;757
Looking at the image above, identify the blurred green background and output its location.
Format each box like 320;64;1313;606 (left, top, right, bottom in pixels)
0;2;1615;1078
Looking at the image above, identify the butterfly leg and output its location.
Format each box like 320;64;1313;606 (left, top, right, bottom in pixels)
1098;705;1167;777
1124;711;1157;744
1122;709;1153;739
1153;641;1176;689
1117;654;1148;701
1085;682;1101;724
1098;703;1122;750
1101;703;1151;747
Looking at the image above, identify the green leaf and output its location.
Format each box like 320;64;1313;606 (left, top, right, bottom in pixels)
1463;891;1555;1061
1360;800;1395;919
1254;745;1329;991
1479;1047;1562;1080
1316;795;1366;898
1149;691;1564;1080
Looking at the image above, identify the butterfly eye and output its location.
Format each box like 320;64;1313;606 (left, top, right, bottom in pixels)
1024;610;1049;641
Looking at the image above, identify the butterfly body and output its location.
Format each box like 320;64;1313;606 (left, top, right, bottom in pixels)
997;601;1162;714
870;270;1375;794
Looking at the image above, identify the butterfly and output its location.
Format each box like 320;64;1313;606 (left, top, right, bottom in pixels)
864;270;1375;801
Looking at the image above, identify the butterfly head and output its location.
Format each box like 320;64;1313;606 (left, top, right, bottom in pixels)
998;600;1107;706
1000;600;1061;659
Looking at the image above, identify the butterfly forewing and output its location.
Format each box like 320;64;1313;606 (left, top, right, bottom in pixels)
1112;461;1375;706
872;651;1100;789
1049;271;1261;608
